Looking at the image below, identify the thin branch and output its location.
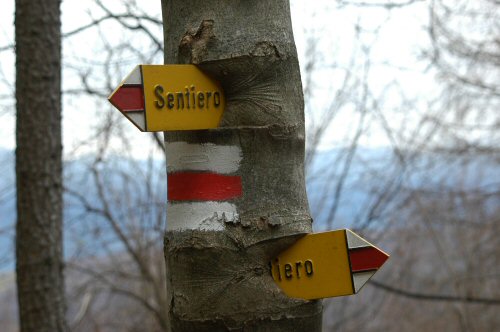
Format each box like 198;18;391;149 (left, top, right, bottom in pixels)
370;280;500;305
95;1;163;52
63;14;162;38
66;262;167;329
338;0;425;9
0;12;162;53
0;44;14;52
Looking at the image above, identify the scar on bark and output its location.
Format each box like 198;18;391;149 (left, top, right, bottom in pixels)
179;20;215;64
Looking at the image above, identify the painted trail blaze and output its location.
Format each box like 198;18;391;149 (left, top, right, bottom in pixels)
166;142;243;232
167;172;242;201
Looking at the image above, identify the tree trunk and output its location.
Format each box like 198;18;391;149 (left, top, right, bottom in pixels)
15;0;67;331
162;1;322;331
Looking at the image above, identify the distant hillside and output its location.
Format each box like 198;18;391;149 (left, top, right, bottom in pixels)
306;147;499;230
0;149;15;273
1;148;498;270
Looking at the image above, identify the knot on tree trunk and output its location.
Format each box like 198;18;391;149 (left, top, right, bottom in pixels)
179;20;215;64
250;41;281;59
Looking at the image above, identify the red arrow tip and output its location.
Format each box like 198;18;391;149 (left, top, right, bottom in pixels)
108;85;144;112
349;247;389;272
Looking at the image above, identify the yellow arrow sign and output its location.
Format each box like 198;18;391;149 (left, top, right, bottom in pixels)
271;229;389;300
108;65;225;131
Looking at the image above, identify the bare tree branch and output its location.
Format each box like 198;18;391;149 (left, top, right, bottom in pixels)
370;280;500;305
337;0;425;9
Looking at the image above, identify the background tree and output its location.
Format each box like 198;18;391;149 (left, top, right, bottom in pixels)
15;0;67;331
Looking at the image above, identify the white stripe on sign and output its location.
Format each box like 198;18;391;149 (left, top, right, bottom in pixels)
124;111;146;131
124;66;142;85
346;229;371;249
353;270;376;293
166;142;242;174
167;202;238;231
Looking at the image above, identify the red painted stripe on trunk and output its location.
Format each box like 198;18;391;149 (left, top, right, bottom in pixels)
168;172;242;201
349;247;389;272
109;85;144;112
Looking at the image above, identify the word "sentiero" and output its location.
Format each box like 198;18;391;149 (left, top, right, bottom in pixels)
109;65;226;131
154;84;222;110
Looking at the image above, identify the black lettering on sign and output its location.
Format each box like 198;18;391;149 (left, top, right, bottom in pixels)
214;92;221;107
305;260;314;276
191;85;196;108
206;91;212;109
154;84;165;109
176;92;184;109
295;261;302;278
184;86;190;109
273;259;314;281
275;259;282;281
284;263;293;279
153;85;222;110
167;93;174;109
197;92;204;108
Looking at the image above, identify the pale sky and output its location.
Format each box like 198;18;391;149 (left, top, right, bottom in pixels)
0;0;433;158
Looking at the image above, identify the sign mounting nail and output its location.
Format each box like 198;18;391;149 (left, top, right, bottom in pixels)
108;65;225;131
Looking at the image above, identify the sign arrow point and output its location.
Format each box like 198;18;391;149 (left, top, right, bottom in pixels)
346;229;389;292
108;85;144;113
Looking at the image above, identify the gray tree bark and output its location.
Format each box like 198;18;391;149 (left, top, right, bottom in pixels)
15;0;67;331
162;1;322;331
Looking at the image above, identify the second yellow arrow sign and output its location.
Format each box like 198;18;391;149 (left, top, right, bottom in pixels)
271;229;389;300
108;65;225;132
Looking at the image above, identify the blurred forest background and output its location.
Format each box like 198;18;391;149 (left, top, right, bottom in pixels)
0;0;499;331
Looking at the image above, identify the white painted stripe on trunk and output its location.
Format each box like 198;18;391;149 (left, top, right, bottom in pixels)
353;270;376;293
346;229;371;249
124;112;146;131
124;65;142;85
167;202;238;231
166;142;242;174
